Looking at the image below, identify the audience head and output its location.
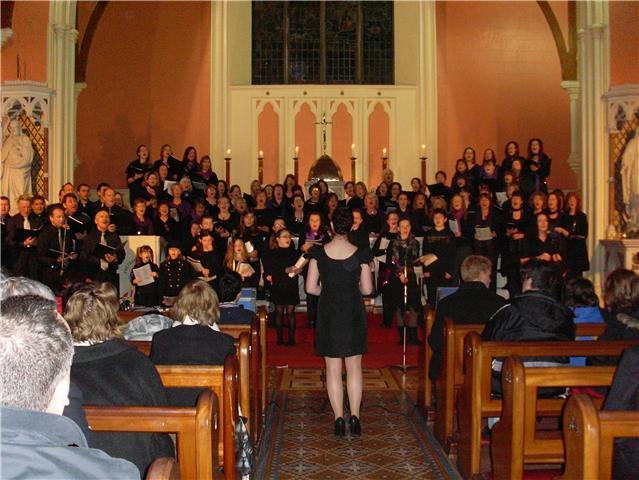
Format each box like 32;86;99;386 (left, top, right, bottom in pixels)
564;277;600;308
521;259;561;297
170;280;220;326
604;269;638;312
333;207;354;236
460;255;493;288
0;295;73;414
64;282;121;344
218;272;243;303
0;276;56;301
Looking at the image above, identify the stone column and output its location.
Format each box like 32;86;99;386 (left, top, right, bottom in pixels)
47;1;77;202
577;1;609;290
560;80;581;179
418;1;438;184
211;0;229;179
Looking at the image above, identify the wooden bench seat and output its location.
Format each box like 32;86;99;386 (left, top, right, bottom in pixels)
85;390;217;480
558;394;639;480
416;306;435;415
431;321;606;453
129;326;259;444
491;355;616;480
456;333;639;479
157;355;239;479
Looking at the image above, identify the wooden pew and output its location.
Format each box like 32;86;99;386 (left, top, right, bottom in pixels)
491;356;615;480
456;333;638;479
432;321;606;453
558;394;639;480
85;390;217;480
157;355;239;479
147;457;179;480
128;329;257;443
416;305;435;414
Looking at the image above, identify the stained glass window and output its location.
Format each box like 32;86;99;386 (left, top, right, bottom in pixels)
251;1;393;85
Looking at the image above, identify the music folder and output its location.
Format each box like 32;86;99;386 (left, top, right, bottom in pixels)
15;228;41;243
94;242;117;258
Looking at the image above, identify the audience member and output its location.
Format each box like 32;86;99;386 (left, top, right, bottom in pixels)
0;294;139;479
217;271;256;324
564;277;604;366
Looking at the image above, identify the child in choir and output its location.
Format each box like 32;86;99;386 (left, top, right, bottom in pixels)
263;228;302;345
422;209;456;304
130;245;160;306
224;237;259;288
387;217;422;344
159;242;191;304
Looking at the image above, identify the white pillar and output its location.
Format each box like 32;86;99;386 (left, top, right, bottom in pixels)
577;1;609;290
73;82;87;170
47;1;77;202
560;80;581;179
418;1;438;183
211;0;229;179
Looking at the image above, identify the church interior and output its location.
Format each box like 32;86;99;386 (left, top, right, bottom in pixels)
1;1;639;479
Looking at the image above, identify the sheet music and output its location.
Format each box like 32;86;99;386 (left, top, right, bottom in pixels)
237;262;255;278
448;219;460;234
475;226;492;241
244;241;254;254
379;237;390;250
187;256;204;273
164;180;177;192
132;264;155;286
288;255;309;277
418;254;438;267
495;191;508;206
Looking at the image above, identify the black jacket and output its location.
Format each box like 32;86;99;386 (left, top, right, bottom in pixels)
589;308;639;366
482;290;575;363
603;345;639;479
428;282;506;380
150;324;236;406
71;339;175;476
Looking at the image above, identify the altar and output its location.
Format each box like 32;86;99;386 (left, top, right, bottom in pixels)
303;153;346;199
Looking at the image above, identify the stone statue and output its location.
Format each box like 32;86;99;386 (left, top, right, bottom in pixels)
1;119;34;214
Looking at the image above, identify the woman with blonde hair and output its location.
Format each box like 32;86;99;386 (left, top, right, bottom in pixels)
66;282;174;476
149;280;235;404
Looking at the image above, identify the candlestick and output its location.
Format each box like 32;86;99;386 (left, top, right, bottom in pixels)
421;144;426;155
258;150;263;158
225;151;232;185
382;148;388;171
295;145;299;156
258;150;264;184
351;143;355;157
351;155;357;183
293;153;299;181
382;147;387;156
420;153;428;188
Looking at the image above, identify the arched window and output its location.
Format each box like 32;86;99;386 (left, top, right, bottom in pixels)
252;1;394;85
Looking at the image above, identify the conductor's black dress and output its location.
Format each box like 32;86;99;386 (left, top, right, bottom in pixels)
314;247;371;358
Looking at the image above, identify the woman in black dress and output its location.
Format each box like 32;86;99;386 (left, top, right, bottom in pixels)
372;211;400;327
263;228;301;345
559;192;589;278
501;191;529;298
126;145;153;204
521;212;567;269
306;208;373;437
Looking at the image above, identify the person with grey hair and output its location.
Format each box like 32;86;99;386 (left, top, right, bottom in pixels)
0;275;56;301
0;295;139;479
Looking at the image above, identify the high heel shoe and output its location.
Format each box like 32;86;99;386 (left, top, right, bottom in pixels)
334;417;346;437
349;415;361;436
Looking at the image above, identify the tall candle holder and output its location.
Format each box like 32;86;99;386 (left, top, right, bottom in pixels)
225;153;231;185
351;156;357;182
293;156;299;181
258;152;264;184
420;155;428;187
382;154;388;171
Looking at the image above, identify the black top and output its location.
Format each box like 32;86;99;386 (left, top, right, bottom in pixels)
71;339;175;475
263;247;301;305
158;259;191;298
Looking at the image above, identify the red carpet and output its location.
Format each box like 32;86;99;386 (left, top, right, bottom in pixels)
266;312;421;368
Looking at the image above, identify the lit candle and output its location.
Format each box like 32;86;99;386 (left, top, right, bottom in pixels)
295;145;299;156
382;147;387;156
259;150;263;158
226;148;231;156
351;143;355;157
421;144;426;155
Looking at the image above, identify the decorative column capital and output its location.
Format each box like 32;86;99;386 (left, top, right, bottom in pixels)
560;80;580;98
1;28;13;47
52;24;67;37
65;28;79;43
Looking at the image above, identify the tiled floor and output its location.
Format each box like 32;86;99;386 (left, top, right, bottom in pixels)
256;367;460;479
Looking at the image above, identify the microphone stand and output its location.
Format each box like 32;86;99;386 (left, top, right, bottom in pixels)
392;250;416;375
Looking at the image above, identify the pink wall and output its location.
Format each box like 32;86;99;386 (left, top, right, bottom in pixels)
295;103;317;183
257;103;278;185
610;1;639;86
1;1;48;82
368;103;389;188
75;1;211;189
331;103;352;181
436;1;576;190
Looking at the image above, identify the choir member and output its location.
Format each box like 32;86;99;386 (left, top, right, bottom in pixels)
224;237;259;288
502;191;529;298
158;242;191;302
301;212;330;328
422;209;456;305
520;212;567;269
269;184;290;218
182;146;198;176
190;230;223;285
153;144;182;181
153;202;180;243
126;145;153;201
80;209;125;290
559;192;589;278
362;192;384;235
387;218;422;344
253;190;274;233
501;140;525;175
130;245;160;307
37;204;77;292
213;196;239;252
468;193;503;289
6;194;40;279
76;183;95;217
304;184;323;215
372;212;400;328
527;138;551;190
131;198;154;235
287;194;306;239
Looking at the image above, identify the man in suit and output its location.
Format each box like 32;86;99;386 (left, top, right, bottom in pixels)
37;204;77;292
428;255;506;381
6;194;40;279
80;209;124;291
76;183;96;218
96;187;133;235
217;272;255;324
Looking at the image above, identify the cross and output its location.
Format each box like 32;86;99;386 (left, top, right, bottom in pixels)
314;113;333;154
